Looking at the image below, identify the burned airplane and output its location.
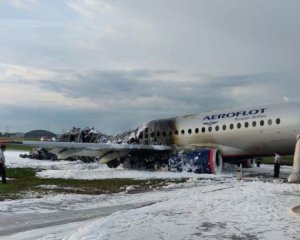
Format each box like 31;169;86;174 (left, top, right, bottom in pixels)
21;102;300;182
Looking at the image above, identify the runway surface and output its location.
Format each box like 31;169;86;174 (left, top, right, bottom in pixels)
1;151;300;240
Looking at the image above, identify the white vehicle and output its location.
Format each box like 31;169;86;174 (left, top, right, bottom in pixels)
22;102;300;182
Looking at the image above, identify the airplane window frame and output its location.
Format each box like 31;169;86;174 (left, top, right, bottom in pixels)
188;129;192;134
195;128;199;134
222;125;226;131
237;123;241;129
139;133;143;139
252;121;257;127
244;122;249;128
276;118;281;125
268;119;272;125
215;125;219;131
202;127;206;133
229;124;234;130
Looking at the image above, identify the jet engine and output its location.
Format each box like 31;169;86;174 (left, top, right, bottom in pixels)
169;148;223;174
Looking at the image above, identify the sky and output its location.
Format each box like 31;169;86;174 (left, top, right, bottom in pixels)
0;0;299;134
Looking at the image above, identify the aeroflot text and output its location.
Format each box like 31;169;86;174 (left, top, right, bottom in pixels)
202;108;267;121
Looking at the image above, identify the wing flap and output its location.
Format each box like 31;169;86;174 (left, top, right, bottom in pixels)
21;141;172;162
99;151;131;164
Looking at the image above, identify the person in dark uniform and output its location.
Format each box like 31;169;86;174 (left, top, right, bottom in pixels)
0;144;7;184
274;152;281;178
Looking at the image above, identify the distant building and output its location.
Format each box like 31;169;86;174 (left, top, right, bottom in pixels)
14;132;25;138
1;132;24;138
24;130;57;139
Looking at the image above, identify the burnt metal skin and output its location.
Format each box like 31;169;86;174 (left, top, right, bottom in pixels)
130;102;300;165
115;118;176;169
137;118;176;145
21;102;300;173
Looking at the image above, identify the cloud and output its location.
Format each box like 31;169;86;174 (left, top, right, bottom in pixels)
3;65;56;81
9;0;37;10
0;1;300;133
68;0;113;17
0;63;299;133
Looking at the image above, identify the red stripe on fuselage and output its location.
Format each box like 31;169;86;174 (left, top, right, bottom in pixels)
209;149;215;173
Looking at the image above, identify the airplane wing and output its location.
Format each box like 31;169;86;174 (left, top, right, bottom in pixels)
21;141;172;164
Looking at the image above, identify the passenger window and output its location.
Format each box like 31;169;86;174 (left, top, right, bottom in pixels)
237;123;241;129
252;121;256;127
276;118;281;124
244;122;249;128
175;130;179;135
215;126;219;131
260;120;264;126
139;133;143;139
202;127;206;133
195;128;199;133
222;125;226;131
181;130;185;135
208;126;212;132
268;119;272;125
188;129;192;134
230;124;234;130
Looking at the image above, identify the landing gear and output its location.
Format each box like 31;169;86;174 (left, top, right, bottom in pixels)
288;135;300;183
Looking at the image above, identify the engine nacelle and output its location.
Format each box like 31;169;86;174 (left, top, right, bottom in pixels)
169;148;223;174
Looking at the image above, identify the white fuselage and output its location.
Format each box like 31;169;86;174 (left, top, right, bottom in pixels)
173;102;300;158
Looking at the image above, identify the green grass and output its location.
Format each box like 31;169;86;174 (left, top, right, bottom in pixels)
0;137;39;151
6;144;32;151
0;168;183;201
